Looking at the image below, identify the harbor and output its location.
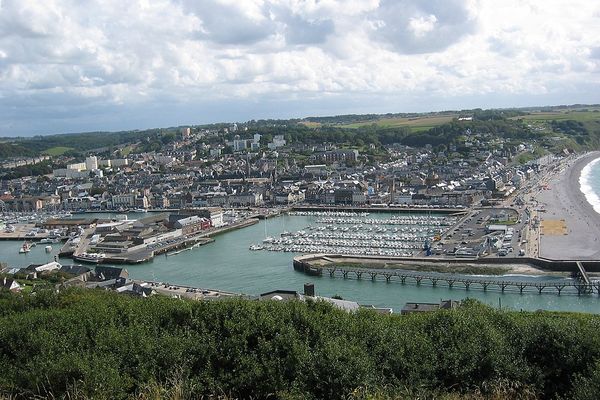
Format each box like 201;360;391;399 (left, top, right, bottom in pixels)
252;213;454;256
2;211;600;314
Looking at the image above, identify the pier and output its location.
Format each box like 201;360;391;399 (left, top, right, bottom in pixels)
575;261;593;294
293;254;600;296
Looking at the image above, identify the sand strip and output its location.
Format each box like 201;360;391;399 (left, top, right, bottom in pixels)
537;151;600;260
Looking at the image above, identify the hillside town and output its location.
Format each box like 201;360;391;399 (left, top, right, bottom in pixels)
0;124;548;213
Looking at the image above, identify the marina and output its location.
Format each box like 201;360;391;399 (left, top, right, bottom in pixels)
2;211;600;313
252;213;454;257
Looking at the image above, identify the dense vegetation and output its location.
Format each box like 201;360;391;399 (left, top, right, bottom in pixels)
472;109;527;121
240;115;540;150
0;129;172;159
1;106;600;163
0;142;36;158
1;289;600;399
0;160;55;180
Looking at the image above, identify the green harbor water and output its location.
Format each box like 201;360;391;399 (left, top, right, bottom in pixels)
2;212;600;313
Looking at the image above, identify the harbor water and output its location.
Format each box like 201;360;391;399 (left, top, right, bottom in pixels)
2;212;600;313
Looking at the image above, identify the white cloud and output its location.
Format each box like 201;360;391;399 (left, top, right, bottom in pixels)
409;15;438;38
0;0;599;135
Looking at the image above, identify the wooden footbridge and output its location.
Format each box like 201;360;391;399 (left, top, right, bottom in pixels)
295;263;600;296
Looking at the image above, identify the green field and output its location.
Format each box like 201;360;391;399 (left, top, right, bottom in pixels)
338;114;457;130
120;144;135;156
302;108;600;132
299;121;322;128
42;146;73;156
513;109;600;122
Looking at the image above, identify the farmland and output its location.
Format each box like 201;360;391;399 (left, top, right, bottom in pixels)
512;109;600;123
339;114;457;130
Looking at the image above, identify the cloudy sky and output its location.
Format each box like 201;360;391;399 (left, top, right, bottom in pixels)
1;0;599;136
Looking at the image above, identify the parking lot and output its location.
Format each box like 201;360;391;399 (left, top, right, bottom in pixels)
429;207;527;258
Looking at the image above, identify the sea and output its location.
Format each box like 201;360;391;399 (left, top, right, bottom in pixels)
580;156;600;215
2;211;600;314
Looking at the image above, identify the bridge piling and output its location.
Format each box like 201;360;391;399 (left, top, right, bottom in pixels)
300;261;590;296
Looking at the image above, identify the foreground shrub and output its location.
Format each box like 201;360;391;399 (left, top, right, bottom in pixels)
0;289;599;399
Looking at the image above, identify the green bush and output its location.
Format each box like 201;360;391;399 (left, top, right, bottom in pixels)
0;289;599;399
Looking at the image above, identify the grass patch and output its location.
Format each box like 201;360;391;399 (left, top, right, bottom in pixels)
121;145;134;157
299;121;321;128
42;146;73;156
333;262;511;275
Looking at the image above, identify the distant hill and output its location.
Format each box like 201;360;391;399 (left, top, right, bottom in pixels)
1;104;600;159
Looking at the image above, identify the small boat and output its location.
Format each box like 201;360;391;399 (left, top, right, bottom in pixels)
249;244;264;251
45;245;52;253
19;242;31;254
73;252;106;264
39;237;60;244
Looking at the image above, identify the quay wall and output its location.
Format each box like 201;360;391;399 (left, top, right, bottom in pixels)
293;254;600;274
290;205;465;215
202;218;259;237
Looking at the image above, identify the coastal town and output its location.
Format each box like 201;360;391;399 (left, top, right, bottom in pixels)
0;124;544;212
0;121;559;263
4;2;600;397
1;115;599;309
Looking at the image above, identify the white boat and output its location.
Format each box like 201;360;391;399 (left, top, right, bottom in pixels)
39;237;60;244
73;252;106;264
249;244;264;251
45;245;52;253
18;242;31;254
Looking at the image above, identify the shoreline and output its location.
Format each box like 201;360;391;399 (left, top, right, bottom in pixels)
579;157;600;214
537;151;600;260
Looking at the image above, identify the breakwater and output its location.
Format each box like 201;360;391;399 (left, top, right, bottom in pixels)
293;254;600;296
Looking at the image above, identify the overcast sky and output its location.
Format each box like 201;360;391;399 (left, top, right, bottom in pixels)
1;0;599;136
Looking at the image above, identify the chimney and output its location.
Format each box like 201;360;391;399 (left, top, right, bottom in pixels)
303;283;315;297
